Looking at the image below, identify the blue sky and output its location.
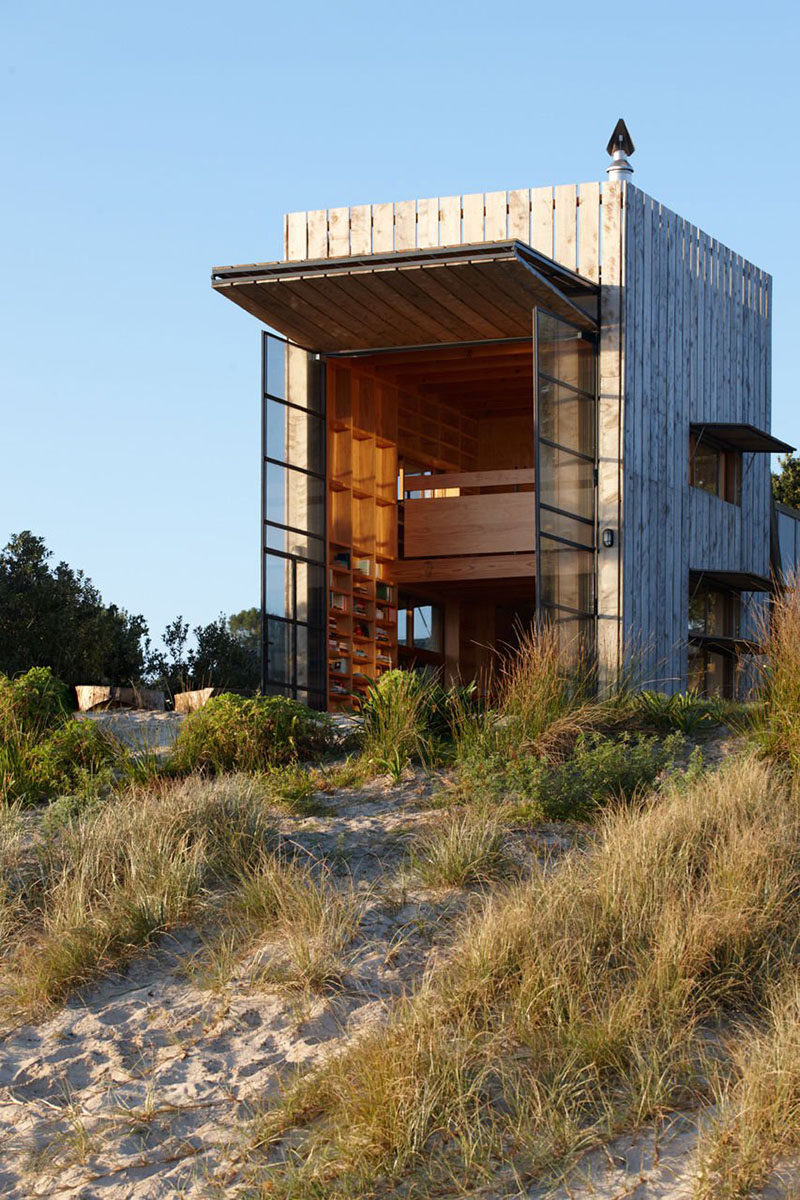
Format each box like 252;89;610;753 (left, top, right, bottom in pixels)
1;0;797;642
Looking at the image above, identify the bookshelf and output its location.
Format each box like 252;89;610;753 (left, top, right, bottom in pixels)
327;363;399;711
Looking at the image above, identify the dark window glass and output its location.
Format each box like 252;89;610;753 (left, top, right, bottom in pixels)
689;432;741;505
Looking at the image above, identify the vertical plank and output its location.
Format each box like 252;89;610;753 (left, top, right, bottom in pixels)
596;179;624;690
395;200;417;251
439;195;461;246
484;190;507;241
349;204;371;256
328;207;350;257
307;209;328;258
507;188;530;241
530;186;553;257
553;184;578;270
578;181;600;281
286;211;307;261
417;197;439;248
462;193;485;243
371;202;394;253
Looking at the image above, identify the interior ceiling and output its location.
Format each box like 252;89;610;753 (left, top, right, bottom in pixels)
354;342;534;414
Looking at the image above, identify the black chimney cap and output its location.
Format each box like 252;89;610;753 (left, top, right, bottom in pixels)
606;118;635;158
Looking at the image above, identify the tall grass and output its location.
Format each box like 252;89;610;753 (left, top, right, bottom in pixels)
248;756;800;1197
360;669;440;774
0;774;275;1017
696;971;800;1198
753;571;800;767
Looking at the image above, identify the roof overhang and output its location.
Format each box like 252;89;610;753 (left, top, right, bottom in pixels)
211;241;598;352
690;568;773;593
691;423;794;455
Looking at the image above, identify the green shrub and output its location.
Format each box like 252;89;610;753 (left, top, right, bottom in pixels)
0;667;70;737
458;731;683;821
361;669;476;774
28;719;124;801
0;668;74;804
169;693;332;775
629;689;722;734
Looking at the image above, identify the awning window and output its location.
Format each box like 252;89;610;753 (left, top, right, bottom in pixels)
690;423;794;455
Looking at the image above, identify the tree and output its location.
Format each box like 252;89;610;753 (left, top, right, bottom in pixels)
773;454;800;510
146;611;260;698
0;531;148;685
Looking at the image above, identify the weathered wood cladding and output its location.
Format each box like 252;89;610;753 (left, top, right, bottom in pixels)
622;186;772;690
284;185;602;280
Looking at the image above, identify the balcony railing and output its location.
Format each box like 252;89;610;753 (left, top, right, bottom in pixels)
400;468;535;559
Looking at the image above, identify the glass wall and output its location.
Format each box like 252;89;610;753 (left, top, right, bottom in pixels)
261;333;326;708
534;310;598;661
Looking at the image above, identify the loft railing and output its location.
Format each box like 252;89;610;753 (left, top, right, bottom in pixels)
400;468;535;559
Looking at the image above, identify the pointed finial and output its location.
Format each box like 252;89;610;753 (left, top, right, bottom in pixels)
606;118;635;181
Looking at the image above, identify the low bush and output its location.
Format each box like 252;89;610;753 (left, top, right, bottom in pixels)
457;730;684;820
0;667;71;736
360;670;440;774
27;718;125;802
627;689;723;734
169;693;333;775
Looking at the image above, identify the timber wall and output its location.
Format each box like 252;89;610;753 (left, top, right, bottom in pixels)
621;186;772;690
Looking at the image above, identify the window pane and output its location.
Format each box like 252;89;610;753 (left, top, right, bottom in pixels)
266;462;325;536
266;398;324;475
691;443;720;495
537;446;595;522
266;617;291;685
539;506;594;550
537;314;595;394
266;524;325;563
539;542;595;613
538;378;596;457
296;623;326;695
265;554;292;619
413;605;443;652
265;335;287;400
296;561;326;628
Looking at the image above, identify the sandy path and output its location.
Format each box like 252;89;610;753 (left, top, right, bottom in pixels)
0;773;473;1197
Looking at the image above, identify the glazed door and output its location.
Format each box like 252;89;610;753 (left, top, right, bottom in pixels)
533;310;598;661
261;332;326;708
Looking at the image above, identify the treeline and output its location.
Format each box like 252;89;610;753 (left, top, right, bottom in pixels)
0;531;260;697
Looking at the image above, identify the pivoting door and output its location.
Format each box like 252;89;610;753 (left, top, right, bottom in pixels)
533;310;598;660
261;332;326;708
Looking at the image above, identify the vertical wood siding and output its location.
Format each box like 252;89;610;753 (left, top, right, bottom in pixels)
284;186;602;279
622;187;772;690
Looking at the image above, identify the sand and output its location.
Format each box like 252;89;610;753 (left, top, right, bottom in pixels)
0;762;795;1198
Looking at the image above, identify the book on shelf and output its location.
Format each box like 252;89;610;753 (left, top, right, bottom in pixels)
353;556;371;576
354;621;370;638
375;628;390;643
354;602;369;617
376;582;395;603
330;591;348;612
332;550;351;570
330;657;349;675
329;681;349;696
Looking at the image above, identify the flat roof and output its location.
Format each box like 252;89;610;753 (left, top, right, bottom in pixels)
211;241;598;352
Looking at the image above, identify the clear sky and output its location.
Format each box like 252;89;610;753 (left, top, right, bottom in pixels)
2;0;797;643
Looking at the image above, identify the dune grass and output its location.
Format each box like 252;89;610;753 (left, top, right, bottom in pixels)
408;811;512;889
752;571;800;768
695;970;800;1198
0;774;276;1017
246;755;800;1197
196;847;365;995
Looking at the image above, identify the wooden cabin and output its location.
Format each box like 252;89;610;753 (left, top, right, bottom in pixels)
212;142;791;707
